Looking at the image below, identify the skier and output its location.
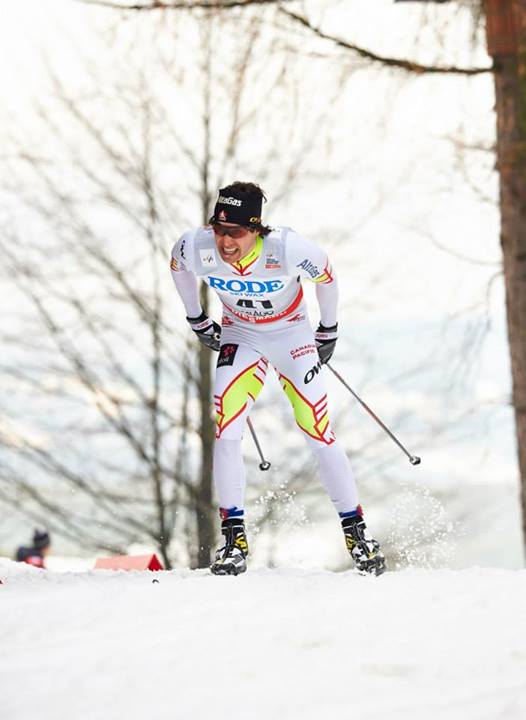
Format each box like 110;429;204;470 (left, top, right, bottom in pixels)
170;182;385;576
15;529;51;569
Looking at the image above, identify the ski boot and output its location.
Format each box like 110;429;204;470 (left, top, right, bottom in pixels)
341;508;386;576
210;518;248;576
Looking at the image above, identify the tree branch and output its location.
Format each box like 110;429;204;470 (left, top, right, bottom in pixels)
76;0;493;75
77;0;293;9
280;9;494;76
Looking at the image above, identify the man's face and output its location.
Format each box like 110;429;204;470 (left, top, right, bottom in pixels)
212;223;258;264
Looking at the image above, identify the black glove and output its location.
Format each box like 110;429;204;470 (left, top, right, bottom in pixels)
187;312;221;352
315;322;338;364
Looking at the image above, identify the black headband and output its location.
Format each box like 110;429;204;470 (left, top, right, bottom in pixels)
211;187;262;226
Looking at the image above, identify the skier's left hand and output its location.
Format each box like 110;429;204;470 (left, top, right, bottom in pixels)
187;312;221;351
315;322;338;364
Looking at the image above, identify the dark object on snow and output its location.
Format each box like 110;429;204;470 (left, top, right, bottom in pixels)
33;529;51;550
15;528;51;569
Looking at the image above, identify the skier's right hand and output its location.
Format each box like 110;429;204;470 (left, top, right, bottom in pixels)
315;322;338;364
187;312;221;352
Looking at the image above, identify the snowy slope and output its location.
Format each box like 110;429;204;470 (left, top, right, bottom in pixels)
1;560;526;720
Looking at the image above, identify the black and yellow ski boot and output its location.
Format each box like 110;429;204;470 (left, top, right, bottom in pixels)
210;518;248;576
341;508;386;576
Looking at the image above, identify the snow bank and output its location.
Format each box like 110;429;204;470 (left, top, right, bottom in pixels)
1;560;525;720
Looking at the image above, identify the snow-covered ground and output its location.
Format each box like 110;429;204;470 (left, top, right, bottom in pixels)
1;560;526;720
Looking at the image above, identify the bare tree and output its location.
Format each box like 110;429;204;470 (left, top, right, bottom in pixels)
0;83;195;567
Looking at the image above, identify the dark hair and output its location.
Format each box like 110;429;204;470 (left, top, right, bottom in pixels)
213;181;273;236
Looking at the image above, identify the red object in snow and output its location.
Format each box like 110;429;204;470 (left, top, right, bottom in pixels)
94;554;164;571
24;555;45;568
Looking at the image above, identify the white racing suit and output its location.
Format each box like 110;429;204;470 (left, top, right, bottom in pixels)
170;226;360;519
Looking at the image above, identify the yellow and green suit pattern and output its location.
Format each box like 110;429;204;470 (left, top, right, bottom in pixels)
214;357;268;437
279;373;335;445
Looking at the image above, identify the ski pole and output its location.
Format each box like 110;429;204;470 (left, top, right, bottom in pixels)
246;417;271;471
326;362;421;466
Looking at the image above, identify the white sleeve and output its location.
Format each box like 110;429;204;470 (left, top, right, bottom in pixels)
285;229;338;327
315;277;338;328
170;231;202;318
171;269;202;319
170;230;195;274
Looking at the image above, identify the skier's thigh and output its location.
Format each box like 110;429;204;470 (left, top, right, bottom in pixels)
265;323;323;396
213;341;268;438
265;323;334;444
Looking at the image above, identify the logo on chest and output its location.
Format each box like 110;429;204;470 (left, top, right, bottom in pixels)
265;253;282;270
207;276;285;296
200;249;217;267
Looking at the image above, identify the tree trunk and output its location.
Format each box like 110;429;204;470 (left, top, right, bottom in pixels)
486;0;526;556
194;16;216;569
195;284;216;568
